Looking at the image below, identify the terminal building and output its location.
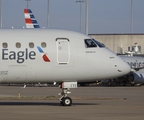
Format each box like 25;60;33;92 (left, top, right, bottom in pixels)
89;34;144;54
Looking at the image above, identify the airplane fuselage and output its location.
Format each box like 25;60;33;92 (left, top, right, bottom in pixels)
0;29;130;84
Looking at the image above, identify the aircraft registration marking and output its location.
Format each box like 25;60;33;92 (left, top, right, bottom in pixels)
0;71;8;75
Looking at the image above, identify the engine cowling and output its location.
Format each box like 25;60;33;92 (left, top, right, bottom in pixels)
127;72;144;84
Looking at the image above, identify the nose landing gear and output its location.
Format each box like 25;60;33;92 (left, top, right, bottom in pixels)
58;82;77;106
58;88;72;106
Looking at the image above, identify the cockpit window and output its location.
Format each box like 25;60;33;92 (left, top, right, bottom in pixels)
92;39;105;48
85;39;97;48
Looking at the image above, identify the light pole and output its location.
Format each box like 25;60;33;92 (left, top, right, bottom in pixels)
25;0;31;9
85;0;88;35
0;0;2;28
130;0;133;33
47;0;49;28
76;0;84;32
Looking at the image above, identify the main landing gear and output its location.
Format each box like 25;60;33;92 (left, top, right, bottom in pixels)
58;82;77;106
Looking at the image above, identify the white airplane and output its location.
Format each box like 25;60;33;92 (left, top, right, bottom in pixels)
24;9;140;86
0;29;131;106
120;55;144;85
23;8;143;86
24;9;40;28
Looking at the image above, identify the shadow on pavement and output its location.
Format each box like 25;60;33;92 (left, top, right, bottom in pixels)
0;101;99;106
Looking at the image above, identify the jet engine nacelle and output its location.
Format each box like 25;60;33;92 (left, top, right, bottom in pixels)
128;72;144;84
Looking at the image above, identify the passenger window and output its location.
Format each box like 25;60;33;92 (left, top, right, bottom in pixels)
85;39;97;48
41;42;46;48
16;42;21;48
29;42;34;48
2;42;8;48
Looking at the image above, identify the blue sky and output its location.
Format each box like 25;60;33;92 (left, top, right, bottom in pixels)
1;0;144;34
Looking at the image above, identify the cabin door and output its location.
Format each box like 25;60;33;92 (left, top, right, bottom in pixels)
56;38;70;64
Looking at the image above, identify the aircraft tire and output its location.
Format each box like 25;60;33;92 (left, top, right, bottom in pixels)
60;100;64;106
61;97;72;106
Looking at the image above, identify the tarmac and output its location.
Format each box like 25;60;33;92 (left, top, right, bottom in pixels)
0;85;144;120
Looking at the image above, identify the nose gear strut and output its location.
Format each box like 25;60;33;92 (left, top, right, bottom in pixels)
58;88;72;106
58;82;77;106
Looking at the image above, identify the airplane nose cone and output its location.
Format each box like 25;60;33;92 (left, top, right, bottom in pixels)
110;56;131;78
122;62;131;75
120;61;131;75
